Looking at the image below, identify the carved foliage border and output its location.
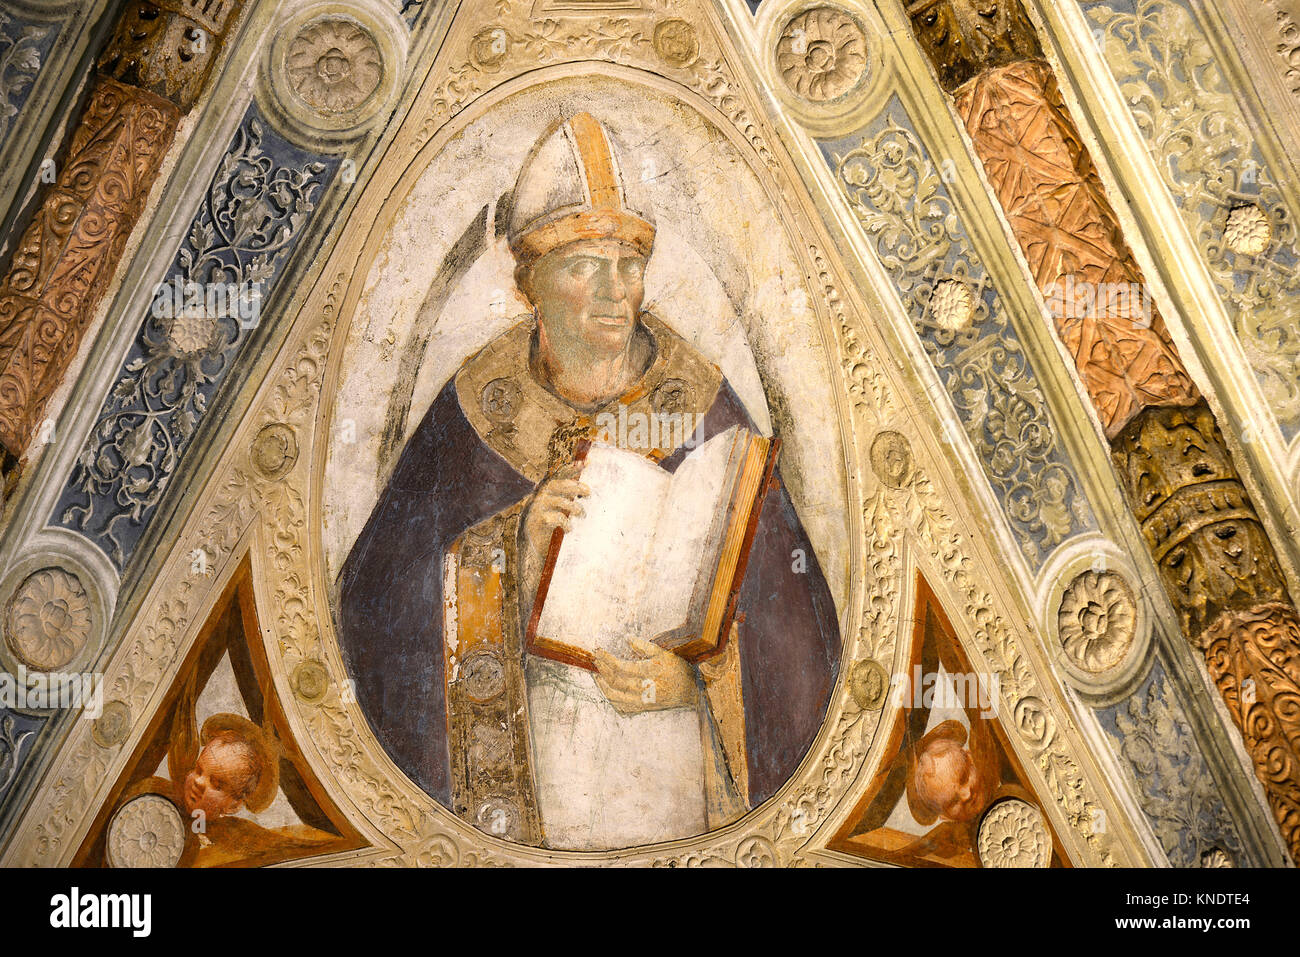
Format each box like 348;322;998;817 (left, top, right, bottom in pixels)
10;0;1123;868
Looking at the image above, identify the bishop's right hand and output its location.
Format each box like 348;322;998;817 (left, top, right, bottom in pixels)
521;461;589;572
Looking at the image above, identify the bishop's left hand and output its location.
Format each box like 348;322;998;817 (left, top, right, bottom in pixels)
593;637;698;715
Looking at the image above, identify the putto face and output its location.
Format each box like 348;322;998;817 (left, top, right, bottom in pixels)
182;736;258;820
524;238;647;355
913;737;985;823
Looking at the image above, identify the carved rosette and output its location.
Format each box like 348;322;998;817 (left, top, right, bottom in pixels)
977;798;1052;868
1057;570;1137;674
775;7;868;102
1223;204;1271;256
4;567;92;672
106;793;186;868
286;17;383;114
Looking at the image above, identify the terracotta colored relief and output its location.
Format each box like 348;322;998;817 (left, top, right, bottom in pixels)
0;79;178;465
0;0;243;472
952;59;1199;439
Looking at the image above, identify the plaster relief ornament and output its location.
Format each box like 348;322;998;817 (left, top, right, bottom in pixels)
470;27;510;72
4;567;92;671
976;798;1052;868
1057;569;1137;674
869;430;914;489
653;18;699;68
286;18;382;114
1201;847;1234;867
848;658;889;710
106;793;188;868
929;278;975;330
776;7;868;102
292;659;329;704
251;423;299;480
92;701;132;749
1223;203;1271;256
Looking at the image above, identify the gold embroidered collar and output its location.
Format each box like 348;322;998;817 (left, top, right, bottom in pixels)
455;313;723;482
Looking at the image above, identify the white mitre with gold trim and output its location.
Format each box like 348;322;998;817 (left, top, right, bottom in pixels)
507;112;656;265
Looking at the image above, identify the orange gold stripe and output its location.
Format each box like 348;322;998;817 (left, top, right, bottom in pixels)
570;112;621;210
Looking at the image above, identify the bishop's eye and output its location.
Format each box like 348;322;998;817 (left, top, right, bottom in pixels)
565;258;600;279
619;259;645;280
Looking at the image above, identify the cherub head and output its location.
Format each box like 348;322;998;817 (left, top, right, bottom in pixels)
905;720;993;825
181;713;277;820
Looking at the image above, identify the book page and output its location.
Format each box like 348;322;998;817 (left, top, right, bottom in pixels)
639;427;741;638
534;443;670;657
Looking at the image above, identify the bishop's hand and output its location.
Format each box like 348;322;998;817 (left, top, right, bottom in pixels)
521;461;589;572
593;637;699;715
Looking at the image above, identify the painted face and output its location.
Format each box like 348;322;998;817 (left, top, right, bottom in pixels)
525;239;647;356
182;737;257;820
914;738;985;823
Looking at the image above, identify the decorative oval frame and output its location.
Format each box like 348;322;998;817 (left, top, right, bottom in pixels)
300;60;869;864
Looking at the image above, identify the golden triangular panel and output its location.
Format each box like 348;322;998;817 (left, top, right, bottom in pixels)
74;560;368;868
831;574;1069;867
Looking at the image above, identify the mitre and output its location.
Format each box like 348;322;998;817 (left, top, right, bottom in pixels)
507;112;656;265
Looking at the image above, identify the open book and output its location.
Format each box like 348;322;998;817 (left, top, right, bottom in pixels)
526;426;779;670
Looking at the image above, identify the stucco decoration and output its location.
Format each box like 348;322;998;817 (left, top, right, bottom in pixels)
3;567;91;672
0;0;1137;871
1057;570;1137;675
106;793;187;868
976;798;1052;868
775;6;868;102
286;17;383;114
